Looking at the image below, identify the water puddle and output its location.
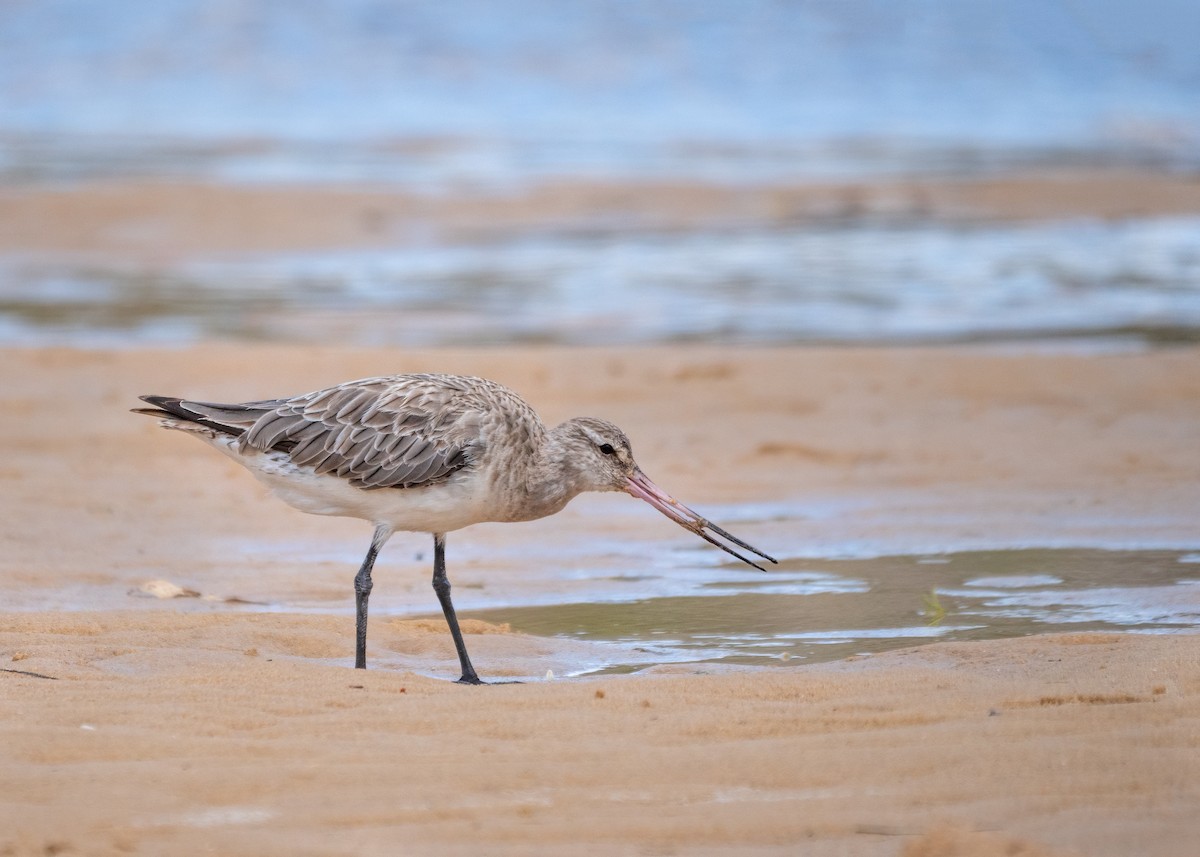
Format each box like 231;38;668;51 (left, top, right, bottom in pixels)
456;549;1200;674
8;541;1197;677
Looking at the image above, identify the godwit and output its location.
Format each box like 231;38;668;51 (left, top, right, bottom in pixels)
134;374;775;683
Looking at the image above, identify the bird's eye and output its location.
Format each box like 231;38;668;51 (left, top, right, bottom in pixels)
598;443;616;456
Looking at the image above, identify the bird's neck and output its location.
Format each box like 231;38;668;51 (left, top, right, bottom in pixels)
503;425;588;522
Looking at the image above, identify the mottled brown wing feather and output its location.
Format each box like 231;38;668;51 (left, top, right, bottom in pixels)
220;376;485;489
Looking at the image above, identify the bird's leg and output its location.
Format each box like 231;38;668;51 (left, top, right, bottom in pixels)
431;533;482;685
354;524;392;670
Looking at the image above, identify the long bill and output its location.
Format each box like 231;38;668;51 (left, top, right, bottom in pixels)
624;469;778;572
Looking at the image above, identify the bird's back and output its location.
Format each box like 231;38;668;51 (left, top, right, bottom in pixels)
136;374;550;528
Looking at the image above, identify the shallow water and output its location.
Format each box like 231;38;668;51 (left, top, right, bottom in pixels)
460;549;1200;674
7;505;1197;674
4;217;1200;347
26;547;1196;676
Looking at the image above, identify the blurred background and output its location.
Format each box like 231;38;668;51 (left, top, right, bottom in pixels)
1;0;1198;347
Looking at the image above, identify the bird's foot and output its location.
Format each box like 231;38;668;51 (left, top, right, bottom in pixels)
454;674;522;686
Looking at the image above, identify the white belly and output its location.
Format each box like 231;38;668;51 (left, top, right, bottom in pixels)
210;437;496;533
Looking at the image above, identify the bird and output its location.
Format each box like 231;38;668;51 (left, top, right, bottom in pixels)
133;373;776;683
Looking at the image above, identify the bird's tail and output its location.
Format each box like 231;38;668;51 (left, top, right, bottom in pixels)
132;395;277;438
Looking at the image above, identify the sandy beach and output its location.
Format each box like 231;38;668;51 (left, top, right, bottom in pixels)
2;337;1199;855
3;617;1197;857
5;4;1200;853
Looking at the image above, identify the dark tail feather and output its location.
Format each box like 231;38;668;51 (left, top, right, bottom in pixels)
132;395;249;438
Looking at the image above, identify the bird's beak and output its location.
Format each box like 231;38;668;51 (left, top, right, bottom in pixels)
624;469;778;572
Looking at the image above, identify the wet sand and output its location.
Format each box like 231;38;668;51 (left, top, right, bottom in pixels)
3;169;1200;262
3;618;1197;857
2;343;1200;854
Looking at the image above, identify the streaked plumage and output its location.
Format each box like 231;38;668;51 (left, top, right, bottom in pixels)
135;373;775;683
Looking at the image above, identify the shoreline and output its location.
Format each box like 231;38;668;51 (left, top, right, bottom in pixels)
2;168;1199;262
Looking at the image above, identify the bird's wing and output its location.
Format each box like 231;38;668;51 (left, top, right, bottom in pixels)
192;376;486;489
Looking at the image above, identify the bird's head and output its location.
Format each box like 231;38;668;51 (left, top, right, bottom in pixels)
556;416;638;492
555;417;777;572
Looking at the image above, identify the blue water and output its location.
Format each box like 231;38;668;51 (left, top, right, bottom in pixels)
1;0;1198;185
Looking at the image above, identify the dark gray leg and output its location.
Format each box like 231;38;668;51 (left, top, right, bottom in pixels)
431;533;482;685
354;525;392;670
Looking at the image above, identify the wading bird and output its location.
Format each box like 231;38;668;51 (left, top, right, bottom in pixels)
135;374;775;683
